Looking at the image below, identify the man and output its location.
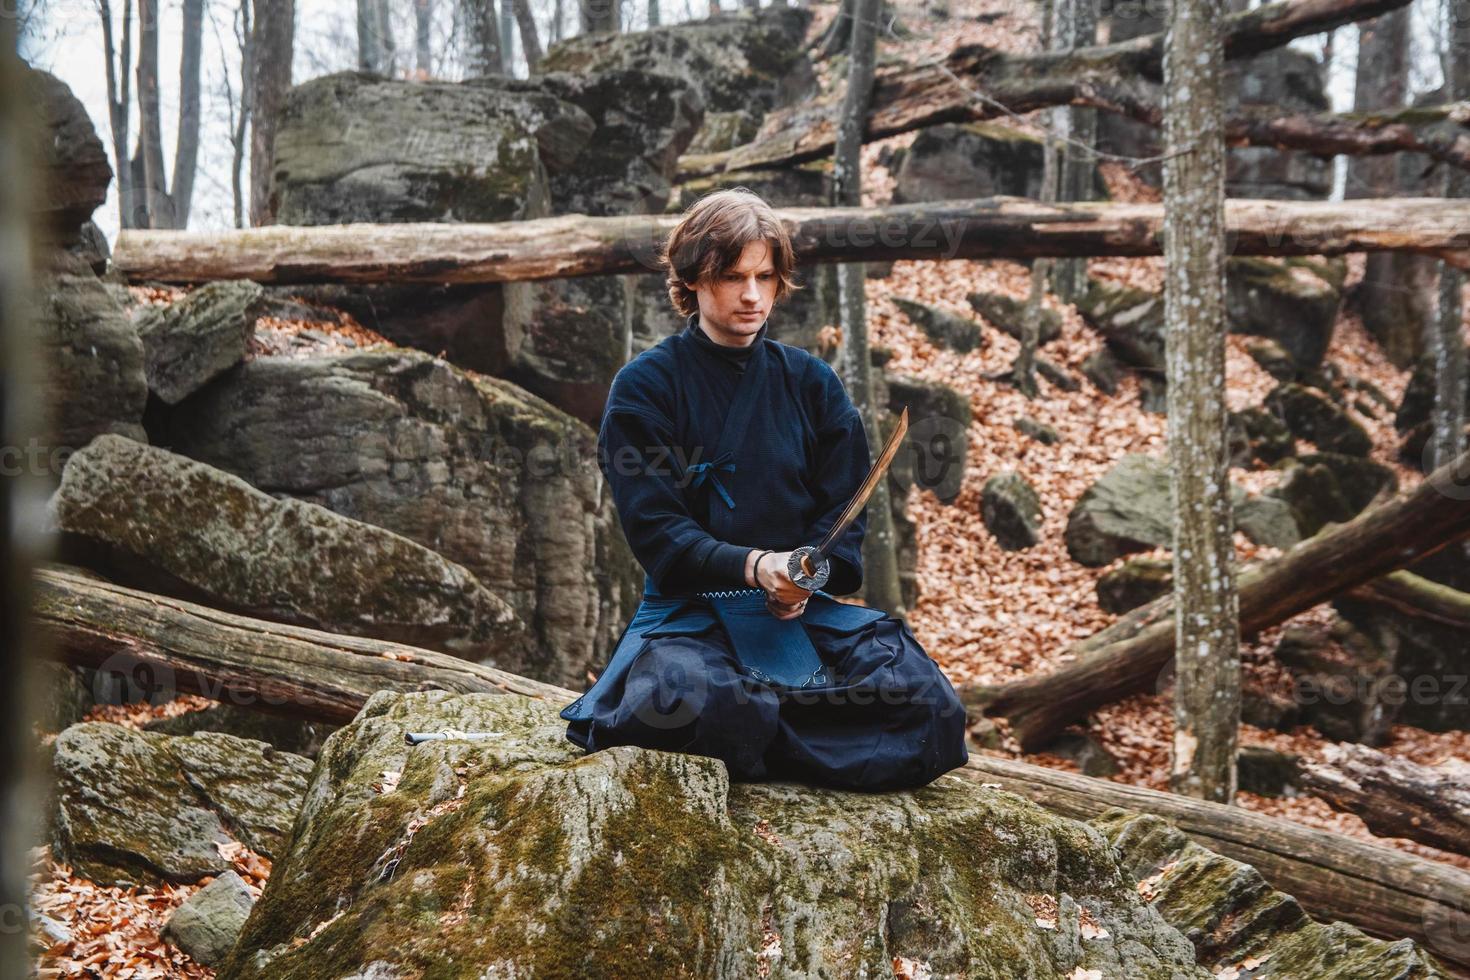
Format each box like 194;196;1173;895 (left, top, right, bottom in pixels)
559;188;968;792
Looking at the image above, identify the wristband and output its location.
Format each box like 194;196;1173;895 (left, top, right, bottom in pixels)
749;549;775;588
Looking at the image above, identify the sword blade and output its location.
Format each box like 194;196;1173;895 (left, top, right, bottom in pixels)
813;407;910;562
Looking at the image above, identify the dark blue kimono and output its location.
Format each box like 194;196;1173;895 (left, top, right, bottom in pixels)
560;314;969;792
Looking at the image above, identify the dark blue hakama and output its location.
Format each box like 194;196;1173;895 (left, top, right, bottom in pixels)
560;315;969;792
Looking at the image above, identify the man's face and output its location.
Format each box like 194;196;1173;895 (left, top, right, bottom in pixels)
693;240;778;347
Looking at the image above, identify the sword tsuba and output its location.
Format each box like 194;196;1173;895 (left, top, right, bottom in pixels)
787;545;830;591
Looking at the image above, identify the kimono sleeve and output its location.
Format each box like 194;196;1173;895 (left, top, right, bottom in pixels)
801;360;871;596
598;398;750;596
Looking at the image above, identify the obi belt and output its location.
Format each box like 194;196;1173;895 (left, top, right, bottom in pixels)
559;575;885;725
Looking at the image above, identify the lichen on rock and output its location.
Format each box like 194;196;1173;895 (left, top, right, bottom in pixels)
219;690;1210;979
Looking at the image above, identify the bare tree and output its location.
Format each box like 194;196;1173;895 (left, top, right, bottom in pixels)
512;0;543;68
358;0;397;74
462;0;504;76
229;0;254;228
172;0;204;227
500;0;517;72
1430;5;1468;469
249;0;294;226
135;0;171;227
99;0;137;228
1163;0;1239;803
1011;0;1060;398
647;0;660;28
1049;0;1097;303
834;0;904;616
415;0;434;75
582;0;620;34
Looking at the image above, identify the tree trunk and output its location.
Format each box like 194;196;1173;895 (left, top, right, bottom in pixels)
1;27;47;980
1296;743;1470;859
583;0;620;33
647;0;660;28
99;0;137;229
1348;9;1409;198
358;0;397;74
551;0;563;44
1049;0;1097;303
249;0;294;226
112;197;1470;286
960;756;1470;971
171;0;204;228
415;0;433;75
702;0;1421;177
33;566;570;725
1012;0;1060;398
135;0;173;228
833;0;903;616
231;0;253;229
512;0;543;70
816;0;853;59
501;0;518;73
1162;0;1238;803
1430;24;1469;471
463;0;504;76
974;446;1470;750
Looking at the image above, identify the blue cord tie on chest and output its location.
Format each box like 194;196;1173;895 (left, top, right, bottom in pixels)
686;451;736;509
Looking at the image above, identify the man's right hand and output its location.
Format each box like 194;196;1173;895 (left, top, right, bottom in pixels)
755;550;812;606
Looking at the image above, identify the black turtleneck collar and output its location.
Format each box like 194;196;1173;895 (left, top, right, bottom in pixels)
686;313;767;373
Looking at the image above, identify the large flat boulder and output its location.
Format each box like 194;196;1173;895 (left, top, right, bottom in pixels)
49;434;524;662
1225;257;1344;372
158;348;640;688
892;122;1062;204
50;723;312;887
218;690;1209;979
538;7;815;157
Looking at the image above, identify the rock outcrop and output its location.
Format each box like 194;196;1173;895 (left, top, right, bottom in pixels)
136;281;266;404
50;723;312;887
24;65;112;245
1097;811;1448;978
34;253;149;457
157;348;639;688
218;690;1211;979
49;434;525;663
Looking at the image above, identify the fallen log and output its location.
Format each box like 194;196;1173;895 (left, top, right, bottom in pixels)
1297;743;1470;859
33;565;571;724
704;0;1440;177
1347;569;1470;629
111;197;1470;286
971;446;1470;749
960;754;1470;973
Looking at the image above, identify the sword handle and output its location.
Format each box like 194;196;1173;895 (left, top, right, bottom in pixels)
787;545;830;592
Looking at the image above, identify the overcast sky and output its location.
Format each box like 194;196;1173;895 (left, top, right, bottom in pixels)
17;0;1451;247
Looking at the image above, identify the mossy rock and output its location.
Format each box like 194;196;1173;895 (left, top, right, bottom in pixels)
1225;257;1344;371
49;434;525;663
982;471;1043;551
1265;383;1372;457
968;291;1063;346
1228;406;1295;466
1076;278;1167;374
1096;556;1173;614
893;297;985;354
136;281;265;404
887;374;971;504
51;723;313;887
1095;811;1448;978
219;691;1210;979
1267;452;1396;538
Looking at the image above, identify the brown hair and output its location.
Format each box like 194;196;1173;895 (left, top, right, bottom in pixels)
661;188;800;317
